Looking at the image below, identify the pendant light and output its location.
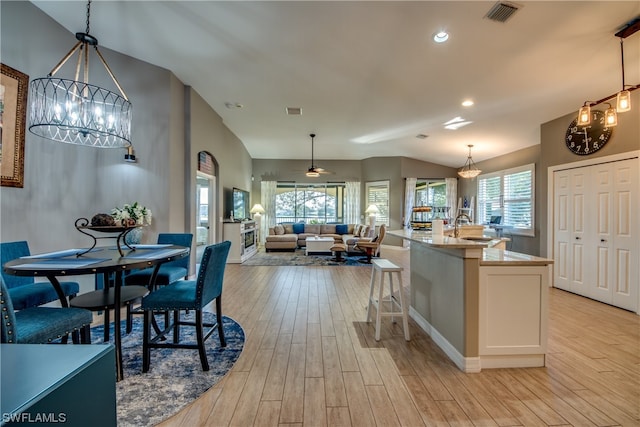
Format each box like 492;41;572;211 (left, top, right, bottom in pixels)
28;0;132;148
576;17;639;126
458;145;481;179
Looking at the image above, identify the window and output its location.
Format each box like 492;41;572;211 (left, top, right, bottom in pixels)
415;179;446;207
275;183;345;224
477;164;534;236
366;181;390;226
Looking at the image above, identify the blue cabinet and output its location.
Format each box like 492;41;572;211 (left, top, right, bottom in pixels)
1;344;116;426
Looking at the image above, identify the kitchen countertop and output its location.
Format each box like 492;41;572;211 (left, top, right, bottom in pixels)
388;229;492;248
388;229;552;265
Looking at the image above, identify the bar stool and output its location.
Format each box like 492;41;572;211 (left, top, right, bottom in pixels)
366;258;410;341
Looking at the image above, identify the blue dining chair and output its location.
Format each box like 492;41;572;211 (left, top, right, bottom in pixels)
124;233;194;290
141;241;231;373
123;233;193;332
1;277;92;344
0;241;80;309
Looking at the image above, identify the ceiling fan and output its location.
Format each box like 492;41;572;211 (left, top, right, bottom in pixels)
305;133;330;177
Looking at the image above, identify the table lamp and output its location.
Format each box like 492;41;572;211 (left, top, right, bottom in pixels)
365;204;379;237
250;204;265;245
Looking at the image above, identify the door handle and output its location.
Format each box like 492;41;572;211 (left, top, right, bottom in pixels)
600;239;607;242
575;236;581;240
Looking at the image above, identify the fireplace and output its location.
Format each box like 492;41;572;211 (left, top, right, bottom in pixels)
244;229;256;251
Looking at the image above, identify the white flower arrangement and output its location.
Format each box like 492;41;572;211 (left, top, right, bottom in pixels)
112;202;152;226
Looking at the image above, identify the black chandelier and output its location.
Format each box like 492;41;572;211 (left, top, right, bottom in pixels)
28;0;132;148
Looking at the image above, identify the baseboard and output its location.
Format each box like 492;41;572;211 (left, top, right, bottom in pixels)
409;306;481;373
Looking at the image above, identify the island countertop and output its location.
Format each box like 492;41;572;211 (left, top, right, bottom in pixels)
387;229;552;266
387;229;489;248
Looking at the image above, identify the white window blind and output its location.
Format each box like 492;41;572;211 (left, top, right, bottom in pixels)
477;164;534;236
366;181;390;225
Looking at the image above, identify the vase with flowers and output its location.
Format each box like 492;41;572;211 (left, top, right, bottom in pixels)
112;202;152;245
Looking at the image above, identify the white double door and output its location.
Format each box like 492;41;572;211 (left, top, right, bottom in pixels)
553;158;638;312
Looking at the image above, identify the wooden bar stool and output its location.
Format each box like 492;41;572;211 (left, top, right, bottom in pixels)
366;258;410;341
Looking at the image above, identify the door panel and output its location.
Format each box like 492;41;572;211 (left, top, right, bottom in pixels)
611;160;638;311
553;171;571;291
553;158;638;312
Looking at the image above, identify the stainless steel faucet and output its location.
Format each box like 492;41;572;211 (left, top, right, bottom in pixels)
453;213;471;238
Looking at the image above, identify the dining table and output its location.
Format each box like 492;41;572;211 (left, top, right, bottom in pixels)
3;244;189;381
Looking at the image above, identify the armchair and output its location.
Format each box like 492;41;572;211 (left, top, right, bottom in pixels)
355;224;386;264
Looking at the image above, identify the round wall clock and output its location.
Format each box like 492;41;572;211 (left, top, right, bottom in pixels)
565;110;612;155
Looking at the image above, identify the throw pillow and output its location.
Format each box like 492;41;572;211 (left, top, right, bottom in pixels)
292;223;304;234
353;224;361;236
274;225;285;235
359;226;370;238
335;224;348;235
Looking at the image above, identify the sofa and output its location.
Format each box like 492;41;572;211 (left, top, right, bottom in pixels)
265;223;374;253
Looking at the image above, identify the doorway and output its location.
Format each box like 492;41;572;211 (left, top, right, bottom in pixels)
196;151;218;264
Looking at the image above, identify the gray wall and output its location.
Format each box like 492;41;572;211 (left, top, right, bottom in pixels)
459;145;541;255
186;88;252;242
0;2;253;278
459;89;639;257
538;90;640;257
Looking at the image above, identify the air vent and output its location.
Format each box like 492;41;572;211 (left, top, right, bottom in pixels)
485;2;520;23
415;134;429;140
286;107;302;115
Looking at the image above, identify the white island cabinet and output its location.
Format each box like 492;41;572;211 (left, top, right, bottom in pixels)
388;229;552;373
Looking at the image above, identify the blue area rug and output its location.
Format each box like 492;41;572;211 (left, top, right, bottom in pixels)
243;248;369;266
91;312;244;427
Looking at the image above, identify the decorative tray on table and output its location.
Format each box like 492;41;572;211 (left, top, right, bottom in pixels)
75;217;142;256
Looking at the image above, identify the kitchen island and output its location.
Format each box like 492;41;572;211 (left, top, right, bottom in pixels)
388;229;553;372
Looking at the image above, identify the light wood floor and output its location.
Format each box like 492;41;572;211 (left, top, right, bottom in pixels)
157;246;640;427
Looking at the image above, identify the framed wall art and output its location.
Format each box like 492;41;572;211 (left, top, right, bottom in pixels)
1;63;28;188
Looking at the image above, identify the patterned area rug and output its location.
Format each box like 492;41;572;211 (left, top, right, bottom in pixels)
243;248;369;266
91;312;244;427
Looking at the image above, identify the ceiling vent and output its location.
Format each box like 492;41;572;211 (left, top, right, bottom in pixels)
485;2;521;23
286;107;302;115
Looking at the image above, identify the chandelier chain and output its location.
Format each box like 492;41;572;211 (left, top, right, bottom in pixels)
85;0;92;35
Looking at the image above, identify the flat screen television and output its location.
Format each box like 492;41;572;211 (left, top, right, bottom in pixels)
231;187;250;221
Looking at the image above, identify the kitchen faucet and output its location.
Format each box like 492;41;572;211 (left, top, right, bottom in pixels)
453;213;471;238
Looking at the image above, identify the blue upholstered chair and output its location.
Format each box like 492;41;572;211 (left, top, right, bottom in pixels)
141;241;231;372
1;277;92;344
0;241;80;309
124;233;194;290
124;233;193;332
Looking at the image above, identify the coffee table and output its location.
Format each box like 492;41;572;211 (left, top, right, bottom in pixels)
306;236;334;255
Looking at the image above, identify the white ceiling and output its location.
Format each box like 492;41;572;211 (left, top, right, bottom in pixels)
30;1;640;168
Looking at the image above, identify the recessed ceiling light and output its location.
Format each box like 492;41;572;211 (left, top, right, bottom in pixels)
433;31;449;43
462;99;474;107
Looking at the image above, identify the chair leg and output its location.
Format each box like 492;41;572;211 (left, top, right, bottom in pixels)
142;310;152;373
61;334;69;344
173;310;180;344
80;324;91;344
103;308;110;342
195;310;210;371
216;297;226;347
72;330;80;344
126;303;133;334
